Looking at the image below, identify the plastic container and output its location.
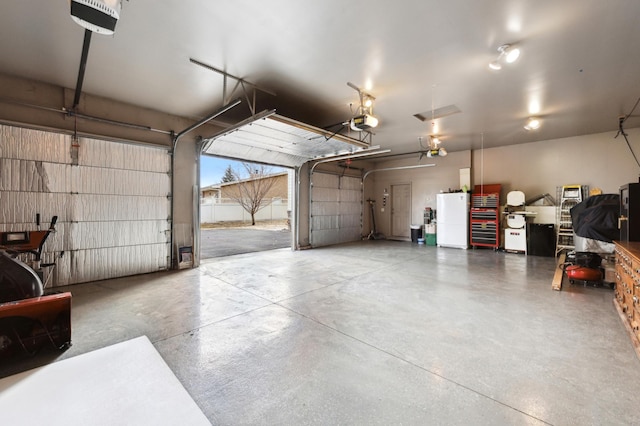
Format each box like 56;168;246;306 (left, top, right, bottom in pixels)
426;233;437;246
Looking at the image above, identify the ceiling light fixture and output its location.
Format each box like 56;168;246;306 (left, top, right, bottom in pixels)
70;0;121;35
524;117;541;130
489;44;520;71
347;82;379;131
419;136;448;158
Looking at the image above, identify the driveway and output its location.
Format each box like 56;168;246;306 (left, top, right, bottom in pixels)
200;227;291;258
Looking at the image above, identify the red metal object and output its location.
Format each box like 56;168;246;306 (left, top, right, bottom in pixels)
565;265;603;282
0;292;72;357
0;215;72;358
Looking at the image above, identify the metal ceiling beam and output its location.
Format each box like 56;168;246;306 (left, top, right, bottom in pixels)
190;58;276;114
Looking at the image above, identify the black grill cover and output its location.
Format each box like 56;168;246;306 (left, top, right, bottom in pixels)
570;194;620;243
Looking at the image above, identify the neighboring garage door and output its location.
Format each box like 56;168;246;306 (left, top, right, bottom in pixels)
310;173;362;247
0;124;170;286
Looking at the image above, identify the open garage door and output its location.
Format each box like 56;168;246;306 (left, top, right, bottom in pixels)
200;111;383;250
200;111;370;168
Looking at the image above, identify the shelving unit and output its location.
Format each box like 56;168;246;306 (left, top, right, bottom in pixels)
470;184;501;249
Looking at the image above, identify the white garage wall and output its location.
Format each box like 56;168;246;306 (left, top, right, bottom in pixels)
471;128;640;196
310;172;362;247
0;124;170;286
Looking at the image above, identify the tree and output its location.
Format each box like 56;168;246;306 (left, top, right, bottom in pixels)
225;162;278;225
221;165;235;183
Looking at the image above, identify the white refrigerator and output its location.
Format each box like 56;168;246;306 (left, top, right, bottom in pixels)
436;192;470;249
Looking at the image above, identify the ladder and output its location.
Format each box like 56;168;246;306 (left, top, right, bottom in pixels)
555;185;586;256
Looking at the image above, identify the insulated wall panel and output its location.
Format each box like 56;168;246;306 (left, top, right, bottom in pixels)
80;137;170;172
310;173;362;247
0;126;69;163
0;124;171;287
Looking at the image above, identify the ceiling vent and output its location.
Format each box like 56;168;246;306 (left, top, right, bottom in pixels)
413;104;461;122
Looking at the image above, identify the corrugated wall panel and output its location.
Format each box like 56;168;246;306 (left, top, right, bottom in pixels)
0;124;171;287
310;173;362;247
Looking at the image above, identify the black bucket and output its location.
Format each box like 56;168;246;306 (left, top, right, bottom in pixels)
410;225;422;242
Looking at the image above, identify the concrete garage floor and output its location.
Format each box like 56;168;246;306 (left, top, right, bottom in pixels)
2;240;640;425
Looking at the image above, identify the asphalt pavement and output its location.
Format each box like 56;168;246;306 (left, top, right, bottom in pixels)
200;227;291;258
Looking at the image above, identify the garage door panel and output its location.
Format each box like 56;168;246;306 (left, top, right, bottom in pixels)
57;244;167;285
0;126;68;163
0;124;170;286
310;229;340;247
0;159;70;193
313;173;339;188
339;215;361;229
80;137;170;173
68;220;168;250
201;113;370;169
71;195;169;222
312;201;339;216
72;167;169;197
0;191;71;224
312;187;339;202
310;173;362;247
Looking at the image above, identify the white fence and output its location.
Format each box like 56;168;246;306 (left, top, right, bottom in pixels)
200;198;289;223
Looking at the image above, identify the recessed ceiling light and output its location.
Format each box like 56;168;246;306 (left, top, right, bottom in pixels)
489;44;520;70
524;117;541;130
505;47;520;63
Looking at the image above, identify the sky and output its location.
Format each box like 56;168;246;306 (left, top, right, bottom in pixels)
200;155;285;187
200;156;235;187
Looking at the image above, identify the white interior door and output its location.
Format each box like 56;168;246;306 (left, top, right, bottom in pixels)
391;184;411;238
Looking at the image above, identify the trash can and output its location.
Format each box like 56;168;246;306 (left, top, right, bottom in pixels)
426;233;437;246
410;225;422;242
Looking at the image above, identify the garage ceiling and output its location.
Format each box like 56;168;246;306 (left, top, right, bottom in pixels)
0;1;639;157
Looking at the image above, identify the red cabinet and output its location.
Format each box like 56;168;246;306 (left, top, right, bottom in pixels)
470;184;501;249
